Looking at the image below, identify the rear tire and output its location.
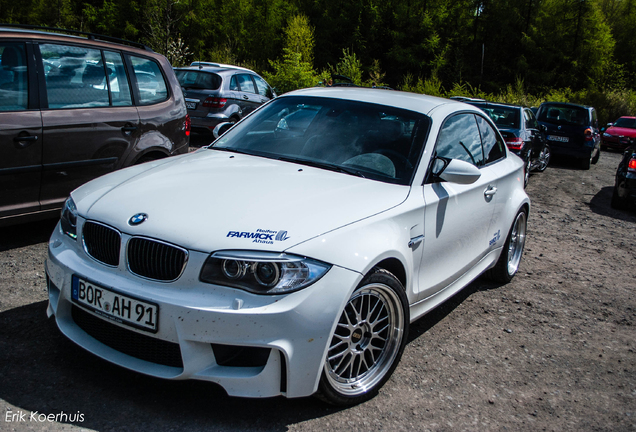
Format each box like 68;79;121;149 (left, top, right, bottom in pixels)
580;155;591;170
535;144;551;172
487;208;527;283
611;182;629;210
591;148;600;164
316;268;409;406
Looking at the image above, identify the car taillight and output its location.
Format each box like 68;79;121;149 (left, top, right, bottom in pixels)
184;114;191;137
505;137;524;150
584;128;593;141
628;157;636;172
202;97;227;108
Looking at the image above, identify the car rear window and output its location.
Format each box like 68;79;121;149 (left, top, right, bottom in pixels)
175;70;222;90
538;105;589;126
472;104;520;129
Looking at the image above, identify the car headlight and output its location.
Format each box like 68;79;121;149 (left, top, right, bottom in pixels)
603;132;611;137
200;250;331;294
60;197;78;239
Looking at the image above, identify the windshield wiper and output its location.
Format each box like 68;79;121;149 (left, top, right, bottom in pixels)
277;156;366;178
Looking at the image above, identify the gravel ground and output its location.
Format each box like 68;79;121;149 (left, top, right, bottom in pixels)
1;149;634;432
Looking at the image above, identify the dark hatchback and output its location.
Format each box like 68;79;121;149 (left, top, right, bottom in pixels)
536;102;601;170
469;101;550;186
611;142;636;210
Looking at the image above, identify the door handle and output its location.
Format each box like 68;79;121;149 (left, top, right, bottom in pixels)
121;125;137;135
13;134;38;148
243;95;249;100
484;186;498;198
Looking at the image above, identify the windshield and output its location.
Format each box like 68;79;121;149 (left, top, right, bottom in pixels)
613;117;636;129
211;96;430;185
175;70;222;90
538;104;589;126
472;104;520;129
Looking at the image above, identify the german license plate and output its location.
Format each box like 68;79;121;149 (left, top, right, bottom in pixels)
547;135;569;142
186;101;197;110
71;275;158;333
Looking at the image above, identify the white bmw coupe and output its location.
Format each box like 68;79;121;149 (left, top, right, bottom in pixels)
46;87;529;405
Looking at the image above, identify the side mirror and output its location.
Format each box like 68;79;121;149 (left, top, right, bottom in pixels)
433;158;481;184
213;122;234;139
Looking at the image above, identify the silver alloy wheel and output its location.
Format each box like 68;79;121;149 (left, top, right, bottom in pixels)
506;211;527;276
324;283;405;396
537;144;551;171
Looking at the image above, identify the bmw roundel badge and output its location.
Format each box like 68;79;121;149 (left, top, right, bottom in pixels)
129;213;148;226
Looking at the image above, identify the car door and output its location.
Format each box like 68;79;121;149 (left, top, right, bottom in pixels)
39;43;139;211
235;73;261;116
524;108;544;158
0;41;43;220
417;113;504;300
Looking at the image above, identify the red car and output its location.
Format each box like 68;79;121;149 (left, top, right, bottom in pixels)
602;116;636;151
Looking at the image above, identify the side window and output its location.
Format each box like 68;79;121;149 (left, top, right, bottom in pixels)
103;51;132;107
525;109;539;129
0;43;28;111
253;75;272;98
128;56;168;105
230;75;239;91
41;43;108;109
237;74;256;94
435;113;484;166
476;115;506;164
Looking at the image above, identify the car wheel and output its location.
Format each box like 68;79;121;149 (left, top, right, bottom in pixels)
591;147;600;164
523;151;531;188
316;268;409;406
487;208;527;283
535;144;551;172
580;155;591;170
611;182;629;210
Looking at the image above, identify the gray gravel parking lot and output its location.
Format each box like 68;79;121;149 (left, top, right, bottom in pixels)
1;150;635;432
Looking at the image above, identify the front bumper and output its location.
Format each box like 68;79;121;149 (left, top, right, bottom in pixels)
45;221;360;398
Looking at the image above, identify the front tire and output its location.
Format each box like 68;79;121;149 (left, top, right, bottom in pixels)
487;208;528;283
316;268;409;406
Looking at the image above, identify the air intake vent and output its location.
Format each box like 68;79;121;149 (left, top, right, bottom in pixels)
127;237;187;281
72;305;183;368
83;221;121;266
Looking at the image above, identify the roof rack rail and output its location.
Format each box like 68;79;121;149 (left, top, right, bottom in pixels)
0;24;153;51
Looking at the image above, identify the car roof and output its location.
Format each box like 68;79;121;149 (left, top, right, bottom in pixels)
175;66;257;76
539;101;592;110
282;87;467;116
469;101;524;110
0;26;153;53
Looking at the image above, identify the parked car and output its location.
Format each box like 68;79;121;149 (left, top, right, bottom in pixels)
467;101;550;187
0;25;190;227
602;116;636;151
611;140;636;210
536;102;601;169
174;64;275;137
46;88;530;406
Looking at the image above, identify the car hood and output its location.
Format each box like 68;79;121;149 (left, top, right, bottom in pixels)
606;126;636;137
76;150;410;253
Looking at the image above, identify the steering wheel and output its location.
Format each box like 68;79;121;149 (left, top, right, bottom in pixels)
372;149;413;173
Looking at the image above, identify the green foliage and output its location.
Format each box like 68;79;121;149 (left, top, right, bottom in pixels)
332;49;363;86
263;49;319;93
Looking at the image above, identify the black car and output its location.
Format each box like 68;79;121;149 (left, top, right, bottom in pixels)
611;142;636;210
536;102;601;170
468;101;550;187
